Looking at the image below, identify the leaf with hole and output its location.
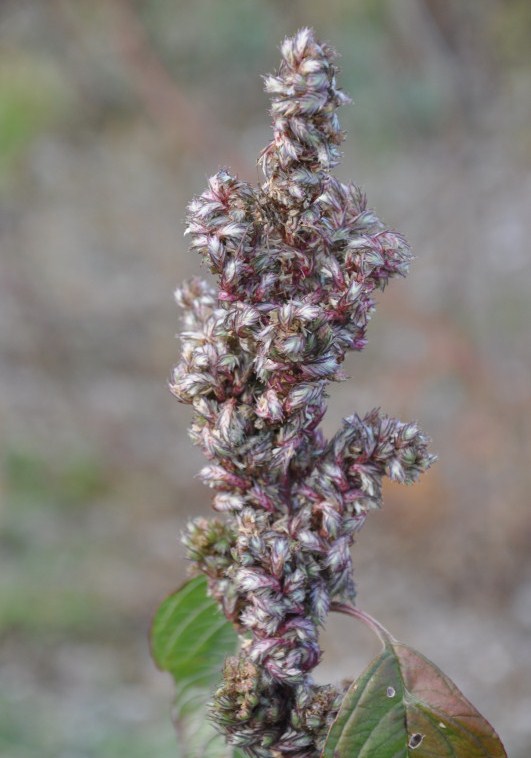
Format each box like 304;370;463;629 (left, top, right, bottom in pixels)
322;638;507;757
151;575;240;757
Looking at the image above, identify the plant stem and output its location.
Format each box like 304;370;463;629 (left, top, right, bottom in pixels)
330;602;396;647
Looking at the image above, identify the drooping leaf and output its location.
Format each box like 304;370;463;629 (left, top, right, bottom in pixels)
151;575;239;757
322;640;507;758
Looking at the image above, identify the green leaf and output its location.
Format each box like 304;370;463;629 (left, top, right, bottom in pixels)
151;575;239;757
151;575;237;703
322;640;507;758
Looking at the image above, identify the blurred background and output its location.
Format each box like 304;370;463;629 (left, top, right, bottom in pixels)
1;1;530;756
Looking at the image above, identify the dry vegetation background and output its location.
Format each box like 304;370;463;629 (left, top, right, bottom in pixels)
1;1;531;756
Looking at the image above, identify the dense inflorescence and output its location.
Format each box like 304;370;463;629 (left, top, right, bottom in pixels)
172;28;435;757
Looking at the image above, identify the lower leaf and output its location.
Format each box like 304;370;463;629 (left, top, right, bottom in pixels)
151;575;240;757
322;639;506;757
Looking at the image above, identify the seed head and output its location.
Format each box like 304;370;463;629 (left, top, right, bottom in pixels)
172;28;435;756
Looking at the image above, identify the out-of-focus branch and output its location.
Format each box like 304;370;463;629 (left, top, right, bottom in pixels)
108;0;203;142
388;0;499;128
47;0;108;112
108;0;247;171
387;0;465;121
51;0;247;171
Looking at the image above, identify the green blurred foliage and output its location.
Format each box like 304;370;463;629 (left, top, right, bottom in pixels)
0;445;180;757
490;0;531;68
1;449;111;633
0;694;180;758
4;449;108;511
0;52;71;180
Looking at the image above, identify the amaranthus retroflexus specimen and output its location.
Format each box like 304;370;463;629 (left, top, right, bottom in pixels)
171;28;435;757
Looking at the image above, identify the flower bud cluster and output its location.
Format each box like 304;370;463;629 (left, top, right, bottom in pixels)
211;649;343;757
173;28;435;756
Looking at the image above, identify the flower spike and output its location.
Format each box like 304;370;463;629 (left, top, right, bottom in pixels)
172;28;435;756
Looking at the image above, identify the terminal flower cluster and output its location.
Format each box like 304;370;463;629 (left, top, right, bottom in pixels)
171;28;435;757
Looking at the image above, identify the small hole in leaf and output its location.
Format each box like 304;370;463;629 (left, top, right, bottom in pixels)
386;686;396;697
409;733;424;749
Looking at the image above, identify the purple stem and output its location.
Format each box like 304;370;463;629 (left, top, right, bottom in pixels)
330;602;396;648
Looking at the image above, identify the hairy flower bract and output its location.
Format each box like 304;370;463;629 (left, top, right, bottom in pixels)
172;28;435;757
